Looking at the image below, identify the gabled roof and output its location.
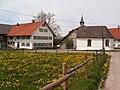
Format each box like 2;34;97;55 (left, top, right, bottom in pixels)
7;22;43;36
60;29;75;42
76;26;113;38
61;26;113;44
0;24;11;34
109;28;120;39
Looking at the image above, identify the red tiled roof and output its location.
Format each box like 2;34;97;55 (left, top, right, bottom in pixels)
7;22;43;36
109;28;120;39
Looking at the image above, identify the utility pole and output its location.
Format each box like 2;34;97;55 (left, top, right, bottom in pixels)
102;28;105;54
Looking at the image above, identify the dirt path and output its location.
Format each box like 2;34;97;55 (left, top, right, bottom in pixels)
101;52;120;90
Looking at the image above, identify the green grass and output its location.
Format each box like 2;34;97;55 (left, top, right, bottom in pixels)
0;51;110;90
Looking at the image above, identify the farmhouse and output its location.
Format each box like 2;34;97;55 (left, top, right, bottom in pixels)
61;17;114;50
7;21;55;49
0;24;11;49
109;27;120;48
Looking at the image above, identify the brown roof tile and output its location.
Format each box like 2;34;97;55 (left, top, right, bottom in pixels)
109;28;120;39
0;24;11;34
76;26;113;38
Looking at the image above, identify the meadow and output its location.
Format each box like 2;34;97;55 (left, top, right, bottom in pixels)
0;51;110;90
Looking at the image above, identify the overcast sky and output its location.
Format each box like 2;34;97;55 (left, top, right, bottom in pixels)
0;0;120;36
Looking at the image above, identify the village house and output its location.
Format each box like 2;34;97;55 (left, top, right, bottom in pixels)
0;24;11;49
109;26;120;48
61;17;114;50
7;21;55;49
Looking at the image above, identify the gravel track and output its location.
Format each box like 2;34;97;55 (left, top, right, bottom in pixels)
101;52;120;90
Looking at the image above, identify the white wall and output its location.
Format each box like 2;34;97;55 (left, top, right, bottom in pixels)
7;23;54;49
31;24;53;48
76;38;114;50
8;37;33;49
113;40;120;48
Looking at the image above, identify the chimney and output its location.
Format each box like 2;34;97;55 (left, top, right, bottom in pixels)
118;25;120;28
17;23;19;26
32;20;35;23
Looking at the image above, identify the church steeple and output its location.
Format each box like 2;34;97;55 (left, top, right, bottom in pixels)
80;15;85;26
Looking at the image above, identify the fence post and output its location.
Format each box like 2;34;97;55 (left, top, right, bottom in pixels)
35;48;37;53
93;52;95;68
96;51;98;65
62;63;67;90
85;55;88;79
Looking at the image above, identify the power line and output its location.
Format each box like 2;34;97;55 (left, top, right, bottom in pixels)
55;18;79;23
0;8;33;17
0;8;119;26
0;8;79;23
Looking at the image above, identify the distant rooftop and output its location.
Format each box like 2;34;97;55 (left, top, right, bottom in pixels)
0;24;11;34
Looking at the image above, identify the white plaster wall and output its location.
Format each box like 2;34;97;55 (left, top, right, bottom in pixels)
7;24;54;49
113;40;120;48
31;25;53;46
76;38;114;50
8;37;33;49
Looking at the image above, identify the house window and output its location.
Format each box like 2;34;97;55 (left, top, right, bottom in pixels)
26;36;30;39
8;42;11;45
33;36;37;39
49;43;52;46
44;36;48;40
9;37;13;40
26;43;30;47
33;36;49;40
17;36;20;39
39;28;43;32
87;39;92;46
118;39;120;42
105;39;109;47
8;42;12;45
21;43;25;46
42;23;46;27
21;36;25;39
44;29;48;32
49;36;52;40
0;36;3;40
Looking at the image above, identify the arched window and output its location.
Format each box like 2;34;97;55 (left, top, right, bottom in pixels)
105;39;109;46
87;39;92;46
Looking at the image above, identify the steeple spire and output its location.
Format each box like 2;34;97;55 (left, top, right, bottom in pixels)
80;15;85;26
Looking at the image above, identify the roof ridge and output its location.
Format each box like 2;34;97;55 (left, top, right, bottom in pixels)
109;28;120;29
12;21;44;26
0;23;11;26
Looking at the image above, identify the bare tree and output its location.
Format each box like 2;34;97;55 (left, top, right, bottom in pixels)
33;11;61;38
